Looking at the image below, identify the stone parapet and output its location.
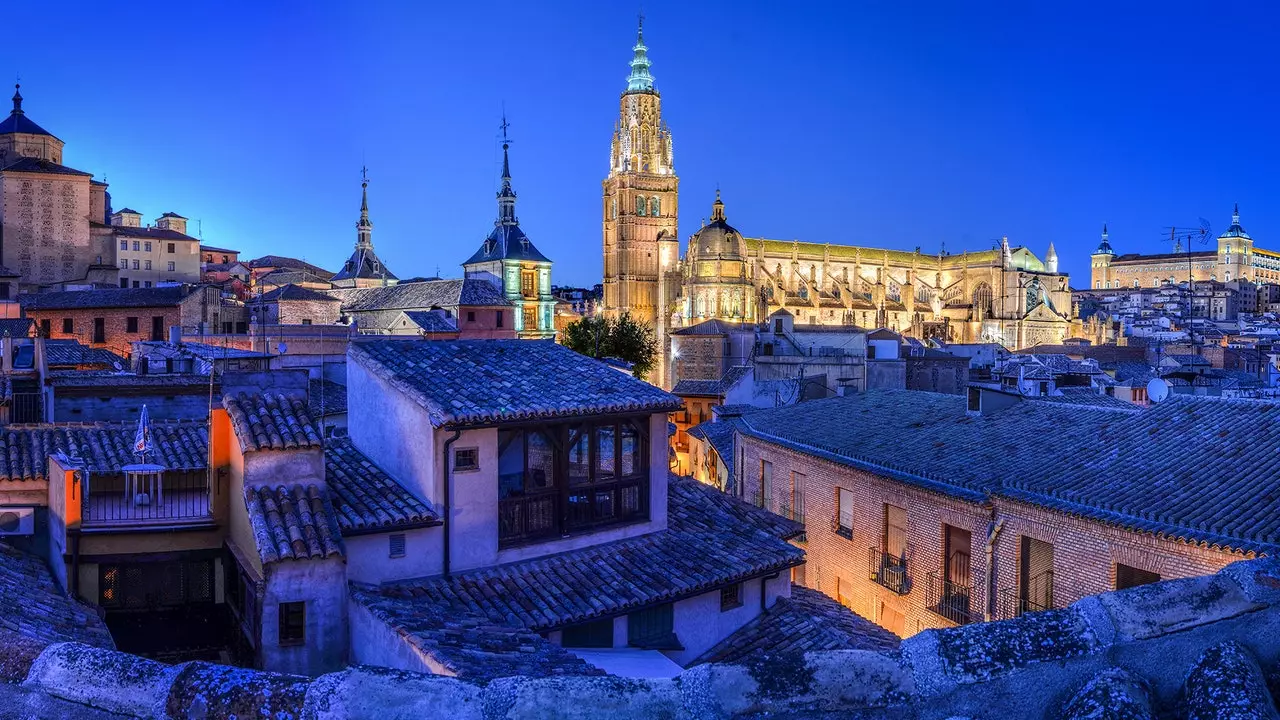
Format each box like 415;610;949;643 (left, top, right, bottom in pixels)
3;557;1278;719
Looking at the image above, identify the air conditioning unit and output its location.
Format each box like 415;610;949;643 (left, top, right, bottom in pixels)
0;507;35;536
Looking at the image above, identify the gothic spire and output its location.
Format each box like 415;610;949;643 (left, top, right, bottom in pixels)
356;166;373;249
496;114;518;226
711;188;726;223
11;83;23;115
625;15;656;93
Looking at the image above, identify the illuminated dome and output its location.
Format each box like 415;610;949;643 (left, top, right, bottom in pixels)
690;191;746;262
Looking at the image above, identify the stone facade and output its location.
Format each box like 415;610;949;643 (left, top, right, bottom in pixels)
0;169;97;291
21;286;225;357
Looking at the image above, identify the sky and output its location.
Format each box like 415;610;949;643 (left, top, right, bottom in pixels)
2;1;1277;287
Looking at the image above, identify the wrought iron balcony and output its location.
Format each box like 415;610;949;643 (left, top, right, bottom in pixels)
868;547;910;595
82;470;213;528
925;571;979;626
996;571;1055;620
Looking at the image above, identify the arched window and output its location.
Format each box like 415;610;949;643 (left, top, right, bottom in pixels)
611;198;617;219
972;282;994;316
649;197;660;216
636;196;646;216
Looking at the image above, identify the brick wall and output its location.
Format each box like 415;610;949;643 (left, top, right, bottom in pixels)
672;335;726;384
737;433;1249;639
28;306;180;357
276;299;341;326
905;356;969;395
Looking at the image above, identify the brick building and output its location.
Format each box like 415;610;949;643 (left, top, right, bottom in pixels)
248;283;342;326
18;285;226;356
326;278;515;338
731;391;1268;638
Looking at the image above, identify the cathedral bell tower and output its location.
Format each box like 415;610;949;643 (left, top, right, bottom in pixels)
602;17;680;387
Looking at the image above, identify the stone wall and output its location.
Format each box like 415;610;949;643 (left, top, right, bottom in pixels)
2;556;1276;718
0;171;92;291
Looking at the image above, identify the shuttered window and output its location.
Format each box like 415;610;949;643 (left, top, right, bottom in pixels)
836;489;854;538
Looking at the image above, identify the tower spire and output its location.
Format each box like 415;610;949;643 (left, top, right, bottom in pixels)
11;83;23;116
356;166;373;249
711;188;725;223
496;114;518;226
1233;202;1240;225
625;15;656;93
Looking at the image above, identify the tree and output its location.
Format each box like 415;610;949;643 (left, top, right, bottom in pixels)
563;312;658;380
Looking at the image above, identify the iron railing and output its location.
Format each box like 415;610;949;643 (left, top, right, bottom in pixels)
10;392;43;424
996;571;1055;620
926;571;979;625
868;547;910;594
82;472;212;526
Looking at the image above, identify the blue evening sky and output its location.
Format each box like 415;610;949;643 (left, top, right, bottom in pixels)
2;1;1276;286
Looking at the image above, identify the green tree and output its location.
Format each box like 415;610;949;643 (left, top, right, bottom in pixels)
563;312;658;380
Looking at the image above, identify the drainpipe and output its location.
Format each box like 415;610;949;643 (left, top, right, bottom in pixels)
441;429;461;577
983;513;1004;622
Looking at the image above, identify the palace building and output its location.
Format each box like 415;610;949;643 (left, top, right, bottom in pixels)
600;24;1074;387
1090;205;1279;290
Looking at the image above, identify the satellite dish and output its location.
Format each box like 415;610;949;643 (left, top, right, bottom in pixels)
1146;378;1170;403
277;341;288;354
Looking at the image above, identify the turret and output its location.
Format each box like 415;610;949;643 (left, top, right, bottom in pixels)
1091;224;1114;289
1045;242;1059;274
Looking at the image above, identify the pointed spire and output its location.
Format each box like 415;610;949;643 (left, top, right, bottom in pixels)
625;14;656;93
1045;242;1059;274
1095;223;1114;255
496;114;518;226
1232;202;1240;225
356;166;373;249
11;83;23;116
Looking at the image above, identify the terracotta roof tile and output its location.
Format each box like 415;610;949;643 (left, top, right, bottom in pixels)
243;484;344;564
325;438;438;534
0;541;113;647
0;421;208;483
223;391;323;452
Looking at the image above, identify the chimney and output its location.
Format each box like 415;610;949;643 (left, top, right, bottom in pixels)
169;325;182;346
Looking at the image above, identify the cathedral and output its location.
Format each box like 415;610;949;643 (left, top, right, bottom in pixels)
600;23;1075;387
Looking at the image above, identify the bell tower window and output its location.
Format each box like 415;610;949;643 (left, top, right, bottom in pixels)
636;196;647;217
650;197;660;216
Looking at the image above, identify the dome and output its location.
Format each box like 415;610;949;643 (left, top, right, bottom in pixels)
690;192;746;261
1219;204;1251;240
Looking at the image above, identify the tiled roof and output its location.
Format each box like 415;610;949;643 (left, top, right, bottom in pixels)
243;484;345;564
246;255;334;277
0;542;113;648
694;586;899;665
688;418;744;484
200;245;239;254
256;268;334;288
1031;389;1134;410
331;247;398;283
0;421;208;482
0;318;32;338
401;310;458;334
44;341;126;368
45;370;212;389
308;378;347;417
136;340;268;361
672;366;752;398
462;224;551;265
330;278;509;313
223;391;323;452
324;438;438;534
349;339;683;427
18;286;190;310
1104;361;1157;387
359;475;803;638
739;390;1280;553
112;226;197;241
0;157;90;176
1015;343;1145;364
253;283;341;303
671;319;756;336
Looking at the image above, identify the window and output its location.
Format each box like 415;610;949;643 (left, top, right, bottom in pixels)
151;316;164;341
757;460;772;508
649;197;660;216
278;601;306;645
789;471;805;523
144;241;152;252
454;447;479;471
62;318;73;334
628;603;676;649
389;533;406;558
132;241;140;251
835;488;853;538
132;260;140;270
144;281;152;288
167;261;175;272
497;421;649;547
884;504;907;558
144;260;152;270
719;583;743;611
168;243;175;253
119;259;128;269
562;617;613;648
39;319;50;337
523;306;537;331
1019;537;1054;612
120;239;128;250
521;270;536;298
300;318;312;326
1115;564;1160;590
0;283;7;301
635;196;647;216
92;318;105;344
496;310;504;328
466;311;475;323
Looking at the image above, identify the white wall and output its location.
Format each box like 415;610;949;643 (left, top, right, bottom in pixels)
243;448;325;490
260;556;348;676
665;573;791;666
345;526;442;585
349;600;446;675
347;357;438;508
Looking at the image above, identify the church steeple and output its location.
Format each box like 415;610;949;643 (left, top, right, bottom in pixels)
11;84;23;116
356;166;373;249
710;188;726;223
625;15;656;93
496;114;518;227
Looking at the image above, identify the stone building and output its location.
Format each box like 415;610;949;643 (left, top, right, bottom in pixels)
326;278;514;338
1091;205;1280;289
18;285;226;357
111;210;201;287
731;390;1269;639
599;28;1074;387
329;170;397;289
461;138;555;339
249;283;343;326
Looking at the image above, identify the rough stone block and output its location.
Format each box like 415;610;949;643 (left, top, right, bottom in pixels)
492;675;681;720
165;661;309;719
1060;668;1154;720
1100;575;1264;642
23;642;177;717
304;665;484;720
1182;642;1280;720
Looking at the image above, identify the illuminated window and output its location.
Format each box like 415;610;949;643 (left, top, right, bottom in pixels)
635;196;646;216
649;197;660;216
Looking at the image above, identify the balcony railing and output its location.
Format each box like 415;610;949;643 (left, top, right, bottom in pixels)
82;471;212;527
996;571;1055;620
868;547;910;594
925;571;979;625
498;492;559;544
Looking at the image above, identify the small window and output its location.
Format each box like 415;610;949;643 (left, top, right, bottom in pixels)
144;241;152;252
1115;564;1160;590
132;241;140;251
119;259;128;269
467;311;476;322
389;533;406;558
301;319;312;326
278;601;305;645
167;261;176;271
168;243;175;253
496;310;504;328
144;281;152;288
144;260;152;270
454;447;479;471
39;319;51;337
61;318;73;334
562;617;613;648
119;239;128;250
628;603;676;649
719;583;743;611
132;260;140;270
835;488;854;538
